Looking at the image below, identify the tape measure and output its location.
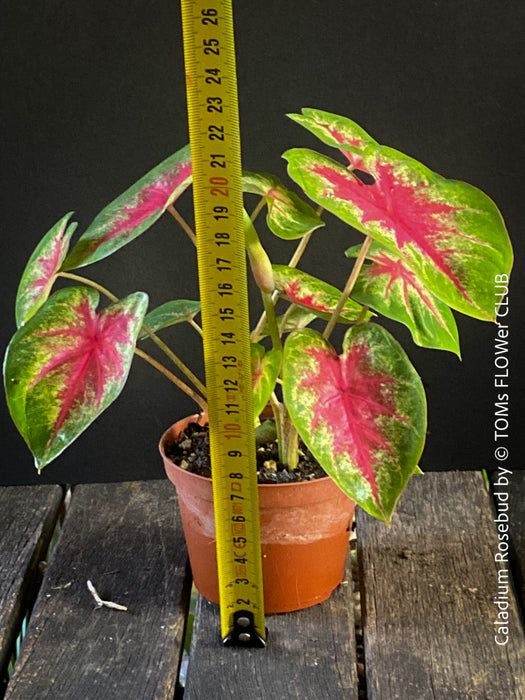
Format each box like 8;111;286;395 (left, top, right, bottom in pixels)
180;0;266;646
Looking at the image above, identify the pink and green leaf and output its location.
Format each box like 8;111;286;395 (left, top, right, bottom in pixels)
242;171;324;239
15;213;77;328
346;242;460;356
139;299;200;339
4;287;148;471
288;108;378;168
63;145;192;270
251;343;281;418
283;325;427;522
272;265;371;323
284;144;513;321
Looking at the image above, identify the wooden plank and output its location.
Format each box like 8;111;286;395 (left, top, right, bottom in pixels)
5;481;191;700
185;555;358;700
357;471;525;699
0;485;63;687
492;469;525;608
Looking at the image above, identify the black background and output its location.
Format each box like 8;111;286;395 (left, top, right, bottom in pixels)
1;0;523;485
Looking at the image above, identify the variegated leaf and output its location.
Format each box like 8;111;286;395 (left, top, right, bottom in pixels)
283;325;427;522
63;145;192;269
284;143;513;321
288;108;378;168
139;299;200;339
272;265;370;323
251;343;281;418
242;171;324;239
4;287;148;471
16;213;77;328
346;242;460;355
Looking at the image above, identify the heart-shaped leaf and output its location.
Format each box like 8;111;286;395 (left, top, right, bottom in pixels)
284;144;513;321
272;265;370;322
346;242;460;356
283;325;427;522
288;108;378;168
139;299;201;339
242;171;324;239
251;343;281;418
4;287;148;471
63;145;192;270
16;213;77;328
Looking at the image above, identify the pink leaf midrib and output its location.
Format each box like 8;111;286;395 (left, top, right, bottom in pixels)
369;253;449;330
30;300;135;450
309;157;477;304
300;344;407;505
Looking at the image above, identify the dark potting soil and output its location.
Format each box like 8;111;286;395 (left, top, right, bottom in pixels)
165;421;328;484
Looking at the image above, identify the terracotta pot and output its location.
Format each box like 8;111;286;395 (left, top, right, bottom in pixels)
159;414;355;613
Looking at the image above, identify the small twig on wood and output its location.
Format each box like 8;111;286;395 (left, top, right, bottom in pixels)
87;580;128;611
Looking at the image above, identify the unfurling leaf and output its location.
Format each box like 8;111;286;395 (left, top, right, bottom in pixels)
242;171;324;239
16;213;77;328
284;140;512;321
283;325;427;522
288;108;378;168
63;145;192;269
272;265;370;323
346;242;460;356
4;287;148;470
139;299;200;339
251;343;281;418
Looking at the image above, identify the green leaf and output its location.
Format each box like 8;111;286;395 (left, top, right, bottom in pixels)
16;213;77;328
139;299;200;339
283;325;427;522
4;287;148;471
272;265;370;322
242;171;324;239
251;343;281;418
63;145;192;270
346;242;460;356
284;142;513;321
288;108;378;167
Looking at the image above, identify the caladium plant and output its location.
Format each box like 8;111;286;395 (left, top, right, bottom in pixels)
3;109;512;523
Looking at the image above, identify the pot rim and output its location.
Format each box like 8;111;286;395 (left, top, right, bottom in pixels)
159;417;337;491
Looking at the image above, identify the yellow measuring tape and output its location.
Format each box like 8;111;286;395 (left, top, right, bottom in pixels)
180;0;266;645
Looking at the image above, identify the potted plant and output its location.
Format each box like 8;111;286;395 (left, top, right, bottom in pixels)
3;109;512;612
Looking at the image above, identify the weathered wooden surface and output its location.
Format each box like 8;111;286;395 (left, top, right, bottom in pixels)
357;471;525;699
2;473;525;699
0;485;63;687
185;554;358;700
5;481;190;700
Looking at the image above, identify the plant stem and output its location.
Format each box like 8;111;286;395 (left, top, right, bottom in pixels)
269;392;283;459
167;204;197;246
281;404;298;470
355;304;370;325
278;302;298;334
58;272;119;303
287;229;313;268
270;393;298;471
322;235;373;342
134;347;207;412
140;324;207;397
58;271;206;397
189;319;203;336
250;196;266;223
262;291;282;353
